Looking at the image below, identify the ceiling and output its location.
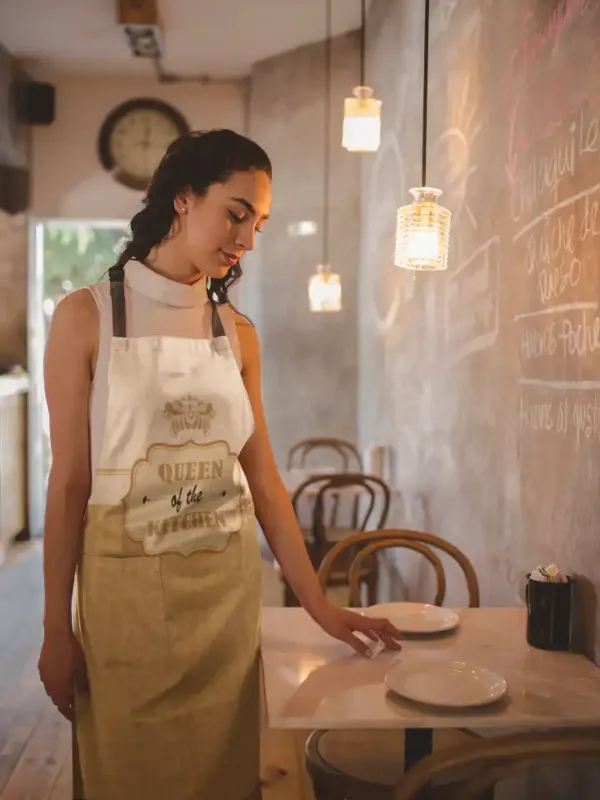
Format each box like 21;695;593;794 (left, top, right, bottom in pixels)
0;0;362;79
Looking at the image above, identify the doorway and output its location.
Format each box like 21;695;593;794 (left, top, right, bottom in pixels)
27;219;128;536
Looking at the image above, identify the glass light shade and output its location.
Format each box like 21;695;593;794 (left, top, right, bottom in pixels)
342;86;382;152
394;187;451;271
308;265;342;312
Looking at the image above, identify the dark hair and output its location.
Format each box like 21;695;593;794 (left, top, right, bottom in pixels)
116;128;272;268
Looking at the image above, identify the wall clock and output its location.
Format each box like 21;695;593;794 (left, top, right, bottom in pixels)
98;97;189;191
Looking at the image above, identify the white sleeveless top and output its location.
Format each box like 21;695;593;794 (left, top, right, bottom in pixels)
86;260;243;476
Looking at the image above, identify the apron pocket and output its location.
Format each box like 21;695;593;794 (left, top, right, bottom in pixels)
79;555;169;668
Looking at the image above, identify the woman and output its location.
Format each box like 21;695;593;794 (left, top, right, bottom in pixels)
38;129;401;800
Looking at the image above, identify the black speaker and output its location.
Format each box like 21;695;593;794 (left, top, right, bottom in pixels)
14;81;55;125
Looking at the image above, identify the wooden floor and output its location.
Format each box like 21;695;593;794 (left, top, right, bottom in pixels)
0;540;314;800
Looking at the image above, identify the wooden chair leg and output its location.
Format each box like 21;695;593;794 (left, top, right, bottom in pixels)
284;581;301;607
367;574;378;606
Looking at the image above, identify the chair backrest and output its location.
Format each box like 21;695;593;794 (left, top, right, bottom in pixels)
341;537;446;607
318;528;480;607
286;437;363;472
291;473;391;540
394;728;600;800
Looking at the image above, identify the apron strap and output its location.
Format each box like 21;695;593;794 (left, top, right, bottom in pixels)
211;301;226;338
108;265;127;338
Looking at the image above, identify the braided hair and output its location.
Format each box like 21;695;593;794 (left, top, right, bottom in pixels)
115;129;272;301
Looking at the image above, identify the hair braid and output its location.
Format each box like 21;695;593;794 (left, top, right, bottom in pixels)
116;197;174;266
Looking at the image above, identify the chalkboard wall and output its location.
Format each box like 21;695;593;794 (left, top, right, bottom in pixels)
360;0;600;661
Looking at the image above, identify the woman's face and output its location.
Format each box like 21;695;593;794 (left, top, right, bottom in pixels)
176;169;271;278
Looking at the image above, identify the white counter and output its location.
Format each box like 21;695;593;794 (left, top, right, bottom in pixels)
0;373;30;398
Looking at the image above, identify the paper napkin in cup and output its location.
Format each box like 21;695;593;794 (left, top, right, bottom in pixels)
529;564;568;583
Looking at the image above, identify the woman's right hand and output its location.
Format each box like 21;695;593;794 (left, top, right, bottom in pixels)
38;628;88;720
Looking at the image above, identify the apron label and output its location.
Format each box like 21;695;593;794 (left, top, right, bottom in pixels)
124;440;243;556
163;396;215;438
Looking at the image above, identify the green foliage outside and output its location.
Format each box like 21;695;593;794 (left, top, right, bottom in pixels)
44;223;128;302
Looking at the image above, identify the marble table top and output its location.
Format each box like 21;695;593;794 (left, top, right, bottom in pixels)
261;607;600;731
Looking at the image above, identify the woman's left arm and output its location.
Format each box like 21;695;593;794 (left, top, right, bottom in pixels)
236;319;402;656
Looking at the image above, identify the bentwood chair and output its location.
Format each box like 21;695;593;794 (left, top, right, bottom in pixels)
280;474;391;607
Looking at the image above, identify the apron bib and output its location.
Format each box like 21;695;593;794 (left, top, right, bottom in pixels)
73;265;262;800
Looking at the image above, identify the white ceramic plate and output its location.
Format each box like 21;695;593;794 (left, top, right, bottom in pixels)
385;658;508;708
361;602;460;634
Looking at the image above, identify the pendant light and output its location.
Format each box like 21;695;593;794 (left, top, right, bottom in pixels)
308;264;342;312
309;0;342;312
394;0;451;272
342;0;381;152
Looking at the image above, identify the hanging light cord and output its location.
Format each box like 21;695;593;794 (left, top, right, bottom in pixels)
323;0;332;267
421;0;430;187
360;0;366;86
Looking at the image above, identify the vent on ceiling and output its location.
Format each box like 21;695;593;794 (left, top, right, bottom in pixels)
117;0;161;59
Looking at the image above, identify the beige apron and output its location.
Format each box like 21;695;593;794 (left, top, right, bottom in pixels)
73;265;262;800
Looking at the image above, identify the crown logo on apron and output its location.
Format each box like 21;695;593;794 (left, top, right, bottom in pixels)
163;396;216;437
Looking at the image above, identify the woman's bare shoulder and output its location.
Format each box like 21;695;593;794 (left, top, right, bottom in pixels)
55;287;98;320
232;308;254;329
233;310;259;365
46;289;99;360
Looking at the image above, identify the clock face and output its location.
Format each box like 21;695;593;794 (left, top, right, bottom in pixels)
98;99;189;191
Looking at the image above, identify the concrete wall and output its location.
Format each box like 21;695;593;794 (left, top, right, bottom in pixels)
242;32;361;466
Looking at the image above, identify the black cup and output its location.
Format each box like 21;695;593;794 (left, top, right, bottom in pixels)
526;574;573;651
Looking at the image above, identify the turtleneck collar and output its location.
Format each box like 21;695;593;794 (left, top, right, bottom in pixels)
124;260;208;308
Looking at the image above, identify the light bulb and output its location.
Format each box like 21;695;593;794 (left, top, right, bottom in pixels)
342;86;381;152
308;265;342;312
394;188;451;271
